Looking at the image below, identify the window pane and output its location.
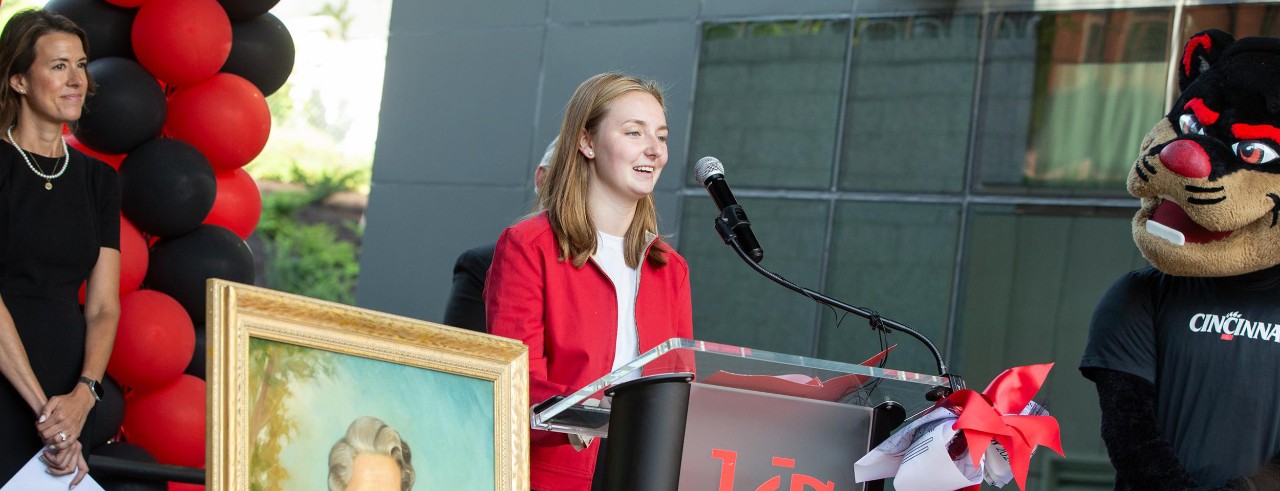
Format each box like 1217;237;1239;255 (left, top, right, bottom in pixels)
679;196;829;355
952;205;1149;462
1182;4;1280;40
1175;5;1280;104
689;20;849;190
839;14;981;193
816;202;960;376
975;9;1173;195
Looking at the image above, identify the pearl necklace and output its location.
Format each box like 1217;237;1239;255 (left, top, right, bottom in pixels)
6;125;68;191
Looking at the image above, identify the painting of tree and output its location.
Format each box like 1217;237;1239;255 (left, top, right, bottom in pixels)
247;338;338;491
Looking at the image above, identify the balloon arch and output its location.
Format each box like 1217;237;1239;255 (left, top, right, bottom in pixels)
43;0;296;485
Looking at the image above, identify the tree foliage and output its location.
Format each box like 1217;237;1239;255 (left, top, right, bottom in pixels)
247;339;338;490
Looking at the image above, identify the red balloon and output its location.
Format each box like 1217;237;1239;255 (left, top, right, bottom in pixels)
108;290;195;392
169;484;205;491
120;217;149;295
66;132;125;170
204;169;261;239
131;0;231;86
165;73;270;171
123;375;206;468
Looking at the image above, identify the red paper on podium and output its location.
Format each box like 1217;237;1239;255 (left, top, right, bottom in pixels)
701;346;895;402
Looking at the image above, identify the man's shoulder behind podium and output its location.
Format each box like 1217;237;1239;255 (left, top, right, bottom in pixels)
442;242;496;332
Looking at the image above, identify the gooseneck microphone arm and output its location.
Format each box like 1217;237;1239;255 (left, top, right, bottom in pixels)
710;193;963;396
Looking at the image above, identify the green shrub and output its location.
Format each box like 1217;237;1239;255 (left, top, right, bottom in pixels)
257;191;360;304
289;165;366;203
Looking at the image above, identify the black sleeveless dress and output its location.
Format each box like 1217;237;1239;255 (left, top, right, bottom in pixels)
0;143;119;482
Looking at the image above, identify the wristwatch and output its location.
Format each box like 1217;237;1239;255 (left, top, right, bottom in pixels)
79;376;103;402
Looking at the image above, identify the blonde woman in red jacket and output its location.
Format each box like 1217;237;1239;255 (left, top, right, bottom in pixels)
485;72;694;491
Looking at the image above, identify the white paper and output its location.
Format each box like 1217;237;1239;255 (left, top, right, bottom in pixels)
855;408;982;491
854;408;955;482
890;419;983;491
982;442;1014;487
0;450;104;491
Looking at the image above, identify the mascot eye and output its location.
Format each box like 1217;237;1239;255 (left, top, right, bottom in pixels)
1232;141;1279;165
1178;114;1206;135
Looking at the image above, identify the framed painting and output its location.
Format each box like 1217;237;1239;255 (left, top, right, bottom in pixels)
206;280;529;490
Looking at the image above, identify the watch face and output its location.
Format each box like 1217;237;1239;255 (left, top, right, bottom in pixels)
81;377;103;399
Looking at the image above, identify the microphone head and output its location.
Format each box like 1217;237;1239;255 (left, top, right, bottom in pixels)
694;156;724;184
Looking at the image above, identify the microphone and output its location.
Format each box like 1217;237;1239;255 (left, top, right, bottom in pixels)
694;156;764;263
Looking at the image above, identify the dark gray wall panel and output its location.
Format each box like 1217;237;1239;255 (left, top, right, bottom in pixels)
701;0;853;18
395;1;548;30
373;28;544;187
654;190;683;248
538;22;699;194
357;182;533;322
549;0;698;23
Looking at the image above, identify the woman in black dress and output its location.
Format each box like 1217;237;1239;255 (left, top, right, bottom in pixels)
0;10;120;487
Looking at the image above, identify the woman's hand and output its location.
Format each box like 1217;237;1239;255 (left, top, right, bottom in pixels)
36;385;95;452
39;440;90;488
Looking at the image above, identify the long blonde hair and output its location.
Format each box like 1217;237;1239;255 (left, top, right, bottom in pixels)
537;72;669;269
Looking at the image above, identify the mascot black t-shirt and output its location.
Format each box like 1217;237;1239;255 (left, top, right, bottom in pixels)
1082;264;1280;485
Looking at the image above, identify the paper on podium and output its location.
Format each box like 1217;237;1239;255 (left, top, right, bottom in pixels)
853;408;982;490
699;346;894;402
0;450;104;491
853;400;1042;490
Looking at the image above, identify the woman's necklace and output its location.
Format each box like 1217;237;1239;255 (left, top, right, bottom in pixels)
6;125;69;191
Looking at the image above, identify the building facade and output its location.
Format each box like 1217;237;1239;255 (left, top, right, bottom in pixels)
358;1;1280;487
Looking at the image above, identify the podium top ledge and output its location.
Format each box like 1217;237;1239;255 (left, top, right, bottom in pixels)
531;338;949;436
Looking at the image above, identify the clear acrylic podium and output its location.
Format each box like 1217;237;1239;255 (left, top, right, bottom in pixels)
531;338;949;490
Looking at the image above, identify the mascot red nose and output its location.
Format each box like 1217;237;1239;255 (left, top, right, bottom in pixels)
1081;29;1280;491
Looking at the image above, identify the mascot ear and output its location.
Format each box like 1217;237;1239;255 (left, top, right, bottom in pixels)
1179;29;1235;91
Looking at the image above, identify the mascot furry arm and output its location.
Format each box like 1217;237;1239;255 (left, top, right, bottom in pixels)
1082;29;1280;491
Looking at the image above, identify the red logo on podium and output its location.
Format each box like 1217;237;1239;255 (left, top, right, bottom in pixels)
712;449;836;491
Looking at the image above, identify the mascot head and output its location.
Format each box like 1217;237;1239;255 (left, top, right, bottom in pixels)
1129;30;1280;277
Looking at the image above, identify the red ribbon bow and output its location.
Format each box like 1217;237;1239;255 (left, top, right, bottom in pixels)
944;363;1064;491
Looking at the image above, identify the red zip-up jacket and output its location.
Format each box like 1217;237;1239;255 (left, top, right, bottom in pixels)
485;212;694;491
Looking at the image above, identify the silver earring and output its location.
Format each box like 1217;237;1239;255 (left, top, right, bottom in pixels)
587;151;594;158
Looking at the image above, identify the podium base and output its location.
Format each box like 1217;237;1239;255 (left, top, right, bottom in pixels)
602;373;695;491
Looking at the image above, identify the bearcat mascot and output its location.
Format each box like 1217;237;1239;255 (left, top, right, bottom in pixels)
1080;29;1280;491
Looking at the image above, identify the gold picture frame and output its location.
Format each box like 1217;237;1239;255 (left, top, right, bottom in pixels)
206;279;529;490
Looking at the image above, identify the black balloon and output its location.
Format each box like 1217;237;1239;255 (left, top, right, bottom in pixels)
90;442;167;491
44;0;135;60
87;375;126;448
217;0;281;21
75;58;165;154
221;13;295;97
147;225;254;321
118;139;216;238
185;326;207;380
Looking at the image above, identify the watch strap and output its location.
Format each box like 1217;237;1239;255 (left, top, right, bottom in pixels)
79;376;102;402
